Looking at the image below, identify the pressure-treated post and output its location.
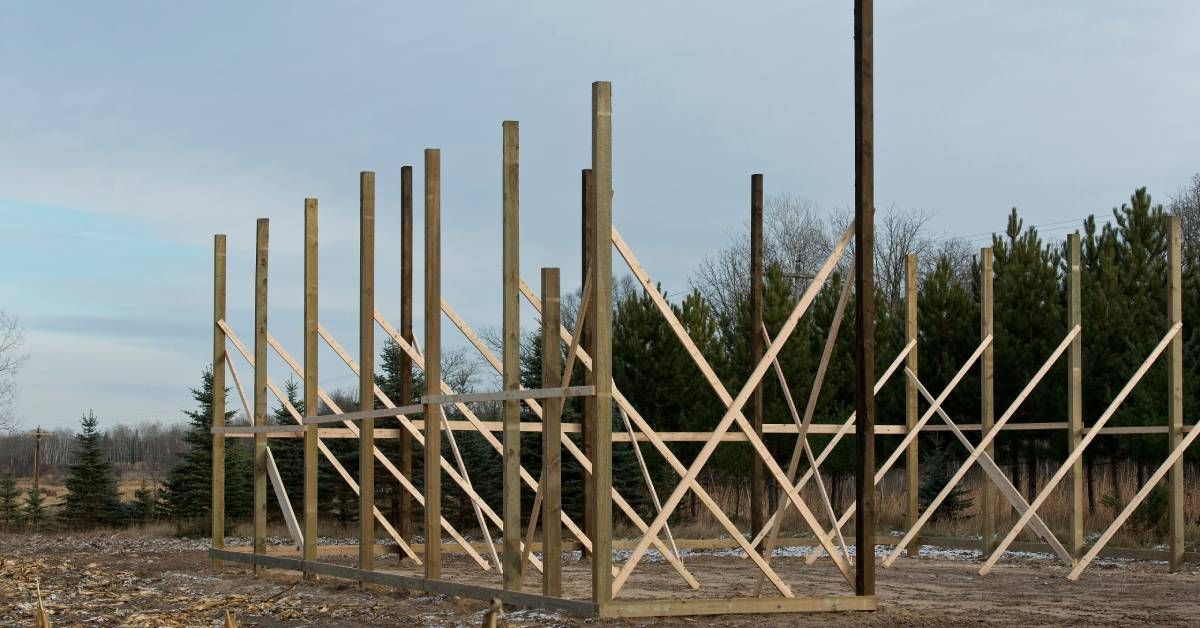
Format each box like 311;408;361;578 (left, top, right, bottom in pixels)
904;253;919;556
749;173;765;535
398;165;415;548
589;80;614;605
359;172;376;576
211;234;227;569
502;120;523;591
541;267;563;597
423;149;442;580
853;0;876;597
980;247;996;554
580;168;596;558
1168;215;1184;571
253;218;269;573
1067;233;1083;558
303;199;319;573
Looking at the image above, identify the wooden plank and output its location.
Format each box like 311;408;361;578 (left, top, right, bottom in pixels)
541;268;563;596
211;234;227;568
980;323;1182;575
399;164;415;550
422;386;594;405
359;171;376;577
303;198;318;572
749;172;765;536
580;167;596;558
265;447;303;551
980;247;995;555
904;253;918;557
600;596;876;618
589;82;614;604
1168;215;1184;571
253;218;269;572
213;425;303;435
302;404;424;424
1067;233;1083;558
424;148;442;580
853;0;876;598
502;120;522;591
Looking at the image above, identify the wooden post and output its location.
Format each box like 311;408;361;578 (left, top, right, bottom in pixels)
980;247;995;554
580;168;596;558
1168;215;1184;571
253;219;269;573
541;267;563;597
399;165;415;548
359;172;376;576
590;80;614;605
853;0;876;597
749;173;765;536
904;253;919;556
212;234;226;569
423;148;442;580
1067;233;1083;558
502;120;522;591
303;199;319;573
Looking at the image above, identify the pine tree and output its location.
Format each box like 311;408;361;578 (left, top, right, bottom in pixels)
0;473;21;528
163;367;253;528
268;379;305;518
22;486;50;531
61;411;125;528
918;436;973;521
127;482;159;525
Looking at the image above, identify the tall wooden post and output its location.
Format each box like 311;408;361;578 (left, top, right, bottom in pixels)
580;168;596;558
359;172;376;576
589;80;614;605
980;247;996;554
423;149;443;580
399;165;415;548
303;199;319;573
211;234;226;569
253;219;269;573
1067;233;1084;558
749;173;765;535
502;120;523;591
540;267;563;597
904;253;919;557
853;0;876;597
1168;215;1184;571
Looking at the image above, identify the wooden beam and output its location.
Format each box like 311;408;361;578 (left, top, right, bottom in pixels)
211;233;227;569
422;386;594;405
424;148;442;580
580;168;596;558
399;164;415;549
540;267;563;597
303;198;318;574
904;253;918;557
265;447;303;551
253;218;269;573
1067;232;1083;558
980;247;995;555
213;425;303;434
749;172;765;536
589;81;614;604
853;0;876;598
359;171;376;577
599;596;876;618
302;404;424;424
502;119;522;591
1168;214;1184;571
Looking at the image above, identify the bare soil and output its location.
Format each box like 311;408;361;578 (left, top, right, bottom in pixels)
2;532;1198;626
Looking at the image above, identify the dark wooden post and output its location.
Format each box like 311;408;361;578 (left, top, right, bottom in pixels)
253;218;269;573
904;253;919;556
980;247;995;554
211;234;226;569
423;149;443;580
750;173;765;536
589;80;614;605
399;165;415;549
1067;233;1083;559
359;172;376;576
541;267;563;597
580;168;596;558
1168;215;1184;570
502;120;523;591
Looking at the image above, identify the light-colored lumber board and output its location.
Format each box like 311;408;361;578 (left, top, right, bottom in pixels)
211;234;227;568
265;446;303;551
980;247;995;555
904;253;919;557
424;148;443;580
359;171;376;576
303;197;318;572
1067;233;1083;558
421;386;594;405
540;267;563;596
1167;215;1184;571
213;425;303;434
589;82;614;604
253;218;269;572
225;352;253;424
502;120;522;591
302;404;424;424
979;322;1182;575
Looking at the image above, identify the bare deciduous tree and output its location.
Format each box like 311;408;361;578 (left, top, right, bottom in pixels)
1169;172;1200;267
0;312;29;432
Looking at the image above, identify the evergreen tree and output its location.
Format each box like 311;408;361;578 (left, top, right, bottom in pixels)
268;379;305;518
163;367;253;528
918;436;973;521
127;482;159;525
0;473;20;528
22;486;50;531
61;411;125;528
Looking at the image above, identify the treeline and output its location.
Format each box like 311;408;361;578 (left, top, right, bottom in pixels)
0;422;185;477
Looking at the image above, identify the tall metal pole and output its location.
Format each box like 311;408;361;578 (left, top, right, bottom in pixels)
853;0;877;598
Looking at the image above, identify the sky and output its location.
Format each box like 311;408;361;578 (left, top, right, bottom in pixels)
1;2;1197;430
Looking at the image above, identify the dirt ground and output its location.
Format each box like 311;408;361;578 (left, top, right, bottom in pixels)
2;532;1198;627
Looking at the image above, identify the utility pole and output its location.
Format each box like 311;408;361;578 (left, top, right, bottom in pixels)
29;427;51;492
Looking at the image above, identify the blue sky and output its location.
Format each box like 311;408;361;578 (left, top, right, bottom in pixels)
1;2;1198;429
